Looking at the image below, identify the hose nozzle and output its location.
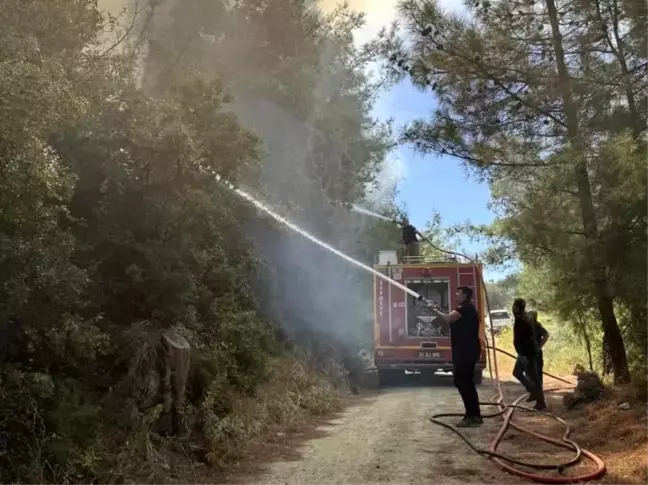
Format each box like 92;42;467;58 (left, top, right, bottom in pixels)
417;295;438;310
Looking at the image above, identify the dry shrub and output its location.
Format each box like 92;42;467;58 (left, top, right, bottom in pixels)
200;353;343;467
563;370;605;410
570;390;648;484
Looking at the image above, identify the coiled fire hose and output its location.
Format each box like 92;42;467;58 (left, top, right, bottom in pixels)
429;347;606;483
410;228;607;483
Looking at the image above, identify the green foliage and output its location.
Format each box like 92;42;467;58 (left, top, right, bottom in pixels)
493;312;603;377
389;0;647;383
418;210;462;259
55;80;261;333
0;0;398;481
485;273;518;310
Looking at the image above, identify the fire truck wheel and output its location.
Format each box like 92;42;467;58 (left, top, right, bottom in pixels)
473;368;483;385
360;368;380;390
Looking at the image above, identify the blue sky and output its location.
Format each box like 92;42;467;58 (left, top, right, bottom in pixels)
336;0;508;280
373;77;507;281
374;81;493;242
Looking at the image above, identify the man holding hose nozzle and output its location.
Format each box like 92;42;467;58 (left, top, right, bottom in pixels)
427;286;483;427
512;298;547;410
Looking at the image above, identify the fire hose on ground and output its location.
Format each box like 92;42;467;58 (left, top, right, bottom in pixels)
429;346;606;483
409;228;608;483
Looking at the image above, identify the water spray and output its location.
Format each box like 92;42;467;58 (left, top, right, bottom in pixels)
216;176;431;304
350;204;397;223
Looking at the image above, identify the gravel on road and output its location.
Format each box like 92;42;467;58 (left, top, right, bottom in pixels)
229;380;529;484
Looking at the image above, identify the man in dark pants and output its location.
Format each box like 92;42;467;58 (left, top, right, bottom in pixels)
429;286;483;427
401;217;420;258
512;299;547;410
512;310;550;402
528;310;550;389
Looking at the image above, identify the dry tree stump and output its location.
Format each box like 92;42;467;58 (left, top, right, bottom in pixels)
156;328;191;438
563;364;604;410
122;326;191;438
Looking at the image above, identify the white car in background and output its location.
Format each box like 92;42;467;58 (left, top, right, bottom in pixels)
487;309;513;334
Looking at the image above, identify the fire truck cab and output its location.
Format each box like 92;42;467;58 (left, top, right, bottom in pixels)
373;250;487;385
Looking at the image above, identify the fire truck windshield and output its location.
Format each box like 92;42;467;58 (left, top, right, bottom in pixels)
405;279;451;337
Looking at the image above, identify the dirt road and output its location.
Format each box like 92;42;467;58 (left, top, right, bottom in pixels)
230;377;534;484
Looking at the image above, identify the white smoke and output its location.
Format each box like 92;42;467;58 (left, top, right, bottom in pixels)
365;150;407;207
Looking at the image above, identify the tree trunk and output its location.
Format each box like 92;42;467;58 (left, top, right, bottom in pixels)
584;330;594;374
156;328;190;437
602;332;613;375
577;311;595;373
595;281;630;382
545;0;630;383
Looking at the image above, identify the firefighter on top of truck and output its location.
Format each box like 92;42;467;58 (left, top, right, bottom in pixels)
401;217;420;258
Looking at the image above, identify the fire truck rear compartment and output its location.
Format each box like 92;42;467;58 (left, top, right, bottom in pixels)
406;279;451;337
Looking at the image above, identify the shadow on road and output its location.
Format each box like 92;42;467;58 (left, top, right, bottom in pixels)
379;371;457;388
378;371;520;389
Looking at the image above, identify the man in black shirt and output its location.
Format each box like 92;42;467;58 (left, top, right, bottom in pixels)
429;286;483;427
512;299;547;410
528;310;550;389
401;217;420;258
512;310;550;401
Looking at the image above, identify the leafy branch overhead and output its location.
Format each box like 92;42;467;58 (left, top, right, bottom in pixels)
387;0;646;383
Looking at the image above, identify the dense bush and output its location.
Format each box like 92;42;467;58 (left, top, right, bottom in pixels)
0;0;397;481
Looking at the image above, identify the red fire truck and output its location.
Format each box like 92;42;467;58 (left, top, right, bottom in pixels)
373;250;487;385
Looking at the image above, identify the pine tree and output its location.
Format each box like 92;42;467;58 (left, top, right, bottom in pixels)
388;0;646;382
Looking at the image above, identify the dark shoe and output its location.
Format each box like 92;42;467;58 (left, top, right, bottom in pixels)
534;400;547;411
456;416;483;428
525;395;536;402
